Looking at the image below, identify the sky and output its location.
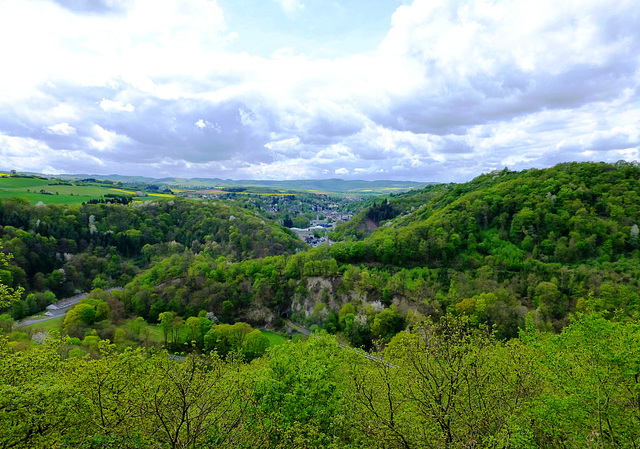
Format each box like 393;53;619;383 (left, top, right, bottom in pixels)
0;0;639;182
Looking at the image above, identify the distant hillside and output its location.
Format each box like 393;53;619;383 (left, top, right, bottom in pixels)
330;183;446;240
53;174;429;194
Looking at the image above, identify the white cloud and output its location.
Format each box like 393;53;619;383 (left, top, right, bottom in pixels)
316;144;355;160
380;0;637;76
0;0;233;97
100;99;135;112
87;124;131;151
265;136;301;153
0;133;105;172
239;160;319;180
51;103;78;120
47;123;77;135
0;0;638;181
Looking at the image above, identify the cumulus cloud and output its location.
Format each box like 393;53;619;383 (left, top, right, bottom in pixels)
87;125;131;151
0;0;638;181
0;133;106;173
47;123;76;135
100;99;135;112
265;136;302;155
372;0;640;135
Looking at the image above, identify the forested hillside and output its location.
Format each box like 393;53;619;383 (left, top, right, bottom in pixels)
6;161;639;342
329;185;444;240
115;162;640;346
338;161;640;267
0;198;305;319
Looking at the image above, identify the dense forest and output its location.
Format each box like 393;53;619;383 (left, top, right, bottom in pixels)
88;161;640;347
0;198;305;318
2;161;640;447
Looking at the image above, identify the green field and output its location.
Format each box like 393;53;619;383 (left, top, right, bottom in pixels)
0;176;169;205
130;321;288;349
22;316;170;345
22;316;64;332
0;177;115;204
126;320;191;344
260;330;288;348
147;323;165;341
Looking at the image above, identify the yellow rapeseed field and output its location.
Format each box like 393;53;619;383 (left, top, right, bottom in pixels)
109;188;137;194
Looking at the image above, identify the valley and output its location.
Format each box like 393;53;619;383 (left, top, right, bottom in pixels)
2;161;640;448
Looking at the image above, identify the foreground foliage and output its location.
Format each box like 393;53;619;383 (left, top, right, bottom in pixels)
1;313;639;448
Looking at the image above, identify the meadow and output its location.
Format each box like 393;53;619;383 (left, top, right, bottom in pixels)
0;177;110;204
260;329;288;348
0;176;174;205
22;316;64;332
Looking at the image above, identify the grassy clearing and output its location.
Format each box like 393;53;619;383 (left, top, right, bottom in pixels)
22;316;64;332
129;321;190;344
0;192;97;204
260;330;288;348
17;314;288;354
235;192;295;196
147;324;166;342
0;177;48;189
121;319;164;342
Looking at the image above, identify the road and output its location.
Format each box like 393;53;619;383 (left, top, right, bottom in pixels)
284;319;311;336
17;287;123;327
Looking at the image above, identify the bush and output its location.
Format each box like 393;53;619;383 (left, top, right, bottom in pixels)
82;335;101;352
9;331;29;341
68;347;89;358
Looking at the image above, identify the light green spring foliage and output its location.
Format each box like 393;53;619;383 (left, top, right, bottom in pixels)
255;334;355;448
0;248;22;309
344;316;538;449
204;322;270;361
530;313;640;447
0;331;84;449
1;313;640;448
63;298;110;338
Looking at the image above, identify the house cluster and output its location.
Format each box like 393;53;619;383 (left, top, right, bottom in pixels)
290;225;333;247
310;210;352;225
